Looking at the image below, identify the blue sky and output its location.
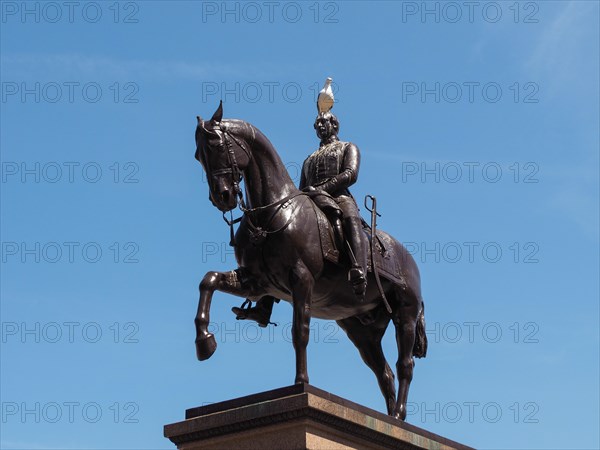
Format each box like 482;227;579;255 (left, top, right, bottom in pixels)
1;1;598;449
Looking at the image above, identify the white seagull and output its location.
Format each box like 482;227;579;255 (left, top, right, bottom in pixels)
317;77;334;115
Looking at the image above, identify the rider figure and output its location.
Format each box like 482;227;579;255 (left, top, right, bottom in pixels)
232;78;368;326
301;112;368;296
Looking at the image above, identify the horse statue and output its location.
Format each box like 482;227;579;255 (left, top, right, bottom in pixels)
193;102;427;420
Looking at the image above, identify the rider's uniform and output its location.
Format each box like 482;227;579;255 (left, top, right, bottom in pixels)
299;140;361;220
300;139;368;295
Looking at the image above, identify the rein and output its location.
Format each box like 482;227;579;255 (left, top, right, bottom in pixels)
242;191;308;246
213;123;305;247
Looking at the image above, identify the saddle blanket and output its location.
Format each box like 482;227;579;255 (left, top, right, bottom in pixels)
314;207;405;288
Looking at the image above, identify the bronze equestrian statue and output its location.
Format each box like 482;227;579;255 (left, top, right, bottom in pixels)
193;86;427;420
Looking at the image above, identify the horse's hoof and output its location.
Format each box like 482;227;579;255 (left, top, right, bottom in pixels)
393;406;406;421
196;334;217;361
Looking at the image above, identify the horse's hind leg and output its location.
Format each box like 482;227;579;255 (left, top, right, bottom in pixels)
337;308;396;415
392;288;421;420
195;269;256;361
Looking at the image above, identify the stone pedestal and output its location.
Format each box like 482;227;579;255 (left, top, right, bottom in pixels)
164;384;472;450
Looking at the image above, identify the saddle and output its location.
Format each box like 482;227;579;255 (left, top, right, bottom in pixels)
306;191;405;288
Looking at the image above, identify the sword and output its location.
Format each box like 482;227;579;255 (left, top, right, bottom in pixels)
364;195;392;314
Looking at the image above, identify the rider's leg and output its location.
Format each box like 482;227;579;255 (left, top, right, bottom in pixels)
344;215;368;297
336;197;368;299
232;295;277;327
334;221;344;249
327;209;344;249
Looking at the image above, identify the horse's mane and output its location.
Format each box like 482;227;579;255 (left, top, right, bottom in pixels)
222;119;257;146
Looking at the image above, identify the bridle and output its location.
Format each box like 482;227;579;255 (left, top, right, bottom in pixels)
207;121;252;245
210;122;252;209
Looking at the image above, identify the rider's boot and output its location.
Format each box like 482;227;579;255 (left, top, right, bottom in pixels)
345;216;368;300
333;216;344;249
232;296;277;327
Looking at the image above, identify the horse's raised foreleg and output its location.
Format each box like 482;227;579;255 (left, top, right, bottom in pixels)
289;263;314;384
337;309;396;415
195;269;255;361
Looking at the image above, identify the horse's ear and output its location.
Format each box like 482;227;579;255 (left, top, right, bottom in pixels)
211;100;223;123
197;116;203;127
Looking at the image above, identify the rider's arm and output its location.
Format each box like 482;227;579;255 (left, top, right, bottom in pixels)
299;158;311;190
299;166;307;190
319;143;360;195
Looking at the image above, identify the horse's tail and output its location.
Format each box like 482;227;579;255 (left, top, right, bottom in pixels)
413;301;428;358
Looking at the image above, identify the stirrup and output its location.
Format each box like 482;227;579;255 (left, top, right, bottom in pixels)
348;266;367;299
231;300;277;328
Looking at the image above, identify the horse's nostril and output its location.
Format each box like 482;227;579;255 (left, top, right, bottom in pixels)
221;190;231;204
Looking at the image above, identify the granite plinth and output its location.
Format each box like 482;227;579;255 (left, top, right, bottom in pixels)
164;384;473;450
